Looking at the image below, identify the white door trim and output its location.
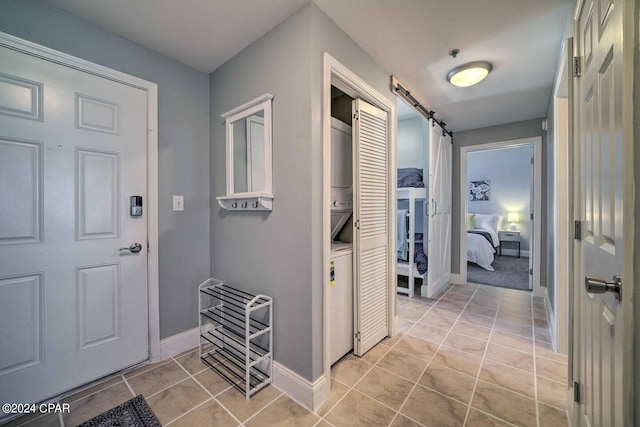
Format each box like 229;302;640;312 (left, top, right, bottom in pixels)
552;38;572;356
459;137;543;297
322;52;396;408
0;32;161;362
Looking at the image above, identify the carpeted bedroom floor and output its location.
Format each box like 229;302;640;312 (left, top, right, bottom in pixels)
467;255;530;290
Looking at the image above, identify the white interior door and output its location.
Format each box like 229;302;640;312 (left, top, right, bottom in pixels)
574;0;631;424
425;121;451;298
529;156;534;289
0;45;149;404
352;99;389;356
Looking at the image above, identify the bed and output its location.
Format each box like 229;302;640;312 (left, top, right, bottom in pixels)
466;213;501;271
397;168;427;297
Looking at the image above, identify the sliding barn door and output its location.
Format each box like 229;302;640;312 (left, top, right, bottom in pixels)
352;99;389;356
425;121;452;298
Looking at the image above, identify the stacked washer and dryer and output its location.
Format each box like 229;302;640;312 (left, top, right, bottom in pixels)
329;117;354;365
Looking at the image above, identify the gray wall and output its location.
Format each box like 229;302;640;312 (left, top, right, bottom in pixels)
397;117;429;234
210;3;314;381
467;145;534;251
210;2;393;382
397;117;429;170
0;0;211;339
452;119;548;280
544;11;572;316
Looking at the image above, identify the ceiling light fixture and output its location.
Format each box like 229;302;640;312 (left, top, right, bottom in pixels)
447;61;493;87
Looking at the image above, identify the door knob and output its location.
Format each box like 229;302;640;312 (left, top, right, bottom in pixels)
584;275;622;301
119;243;143;254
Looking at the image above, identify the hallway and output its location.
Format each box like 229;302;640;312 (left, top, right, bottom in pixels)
6;283;568;427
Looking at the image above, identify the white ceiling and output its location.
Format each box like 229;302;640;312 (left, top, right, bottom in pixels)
41;0;308;72
42;0;573;131
315;0;573;131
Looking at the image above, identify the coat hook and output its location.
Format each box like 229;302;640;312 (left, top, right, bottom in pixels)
242;202;247;208
232;202;237;208
253;201;259;208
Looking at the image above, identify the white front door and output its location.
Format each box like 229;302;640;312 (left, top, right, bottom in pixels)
352;98;389;356
0;44;149;404
425;121;451;298
573;0;633;424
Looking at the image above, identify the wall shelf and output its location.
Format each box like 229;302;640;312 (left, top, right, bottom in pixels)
198;278;273;399
217;194;273;211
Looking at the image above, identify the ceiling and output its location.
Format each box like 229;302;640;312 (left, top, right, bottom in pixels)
42;0;573;131
41;0;308;72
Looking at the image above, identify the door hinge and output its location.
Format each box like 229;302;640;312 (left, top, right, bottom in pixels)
355;331;361;341
575;220;582;240
574;382;581;403
147;242;150;252
573;56;582;77
353;111;359;120
530;213;533;220
354;219;360;230
530;268;533;276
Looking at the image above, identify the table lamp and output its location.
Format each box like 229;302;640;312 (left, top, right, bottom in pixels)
507;212;520;231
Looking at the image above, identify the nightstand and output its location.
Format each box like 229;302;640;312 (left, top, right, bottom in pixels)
498;230;521;258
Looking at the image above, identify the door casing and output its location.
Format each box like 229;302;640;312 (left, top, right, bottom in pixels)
459;137;543;297
0;32;161;362
321;52;396;410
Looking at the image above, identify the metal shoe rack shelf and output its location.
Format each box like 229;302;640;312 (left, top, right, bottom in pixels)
198;278;272;399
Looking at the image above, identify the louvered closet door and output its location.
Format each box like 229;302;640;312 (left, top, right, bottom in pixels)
352;99;389;356
426;121;452;298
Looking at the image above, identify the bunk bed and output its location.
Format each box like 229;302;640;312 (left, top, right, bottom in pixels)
397;168;427;298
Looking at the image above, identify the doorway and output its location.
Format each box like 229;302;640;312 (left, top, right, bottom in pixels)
321;53;396;407
459;137;543;298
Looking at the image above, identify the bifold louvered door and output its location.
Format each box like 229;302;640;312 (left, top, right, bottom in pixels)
426;121;452;298
352;99;389;356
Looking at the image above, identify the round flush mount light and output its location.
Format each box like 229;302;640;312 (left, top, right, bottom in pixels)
447;61;493;87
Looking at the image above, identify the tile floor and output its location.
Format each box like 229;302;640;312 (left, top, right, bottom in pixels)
4;283;569;427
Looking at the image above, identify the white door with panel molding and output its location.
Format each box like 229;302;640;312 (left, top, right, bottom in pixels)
425;121;451;298
574;0;632;424
352;99;389;356
0;44;149;404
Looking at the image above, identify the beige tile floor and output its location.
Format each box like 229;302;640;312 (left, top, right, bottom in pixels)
5;283;569;427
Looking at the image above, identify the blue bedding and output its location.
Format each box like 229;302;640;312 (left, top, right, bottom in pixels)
397;168;425;188
398;233;428;275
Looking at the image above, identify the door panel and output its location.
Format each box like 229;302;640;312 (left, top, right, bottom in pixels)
426;121;451;298
574;0;628;424
0;45;149;404
0;138;42;245
353;99;389;356
0;274;42;376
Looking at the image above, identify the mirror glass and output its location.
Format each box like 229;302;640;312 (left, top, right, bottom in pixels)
232;110;265;193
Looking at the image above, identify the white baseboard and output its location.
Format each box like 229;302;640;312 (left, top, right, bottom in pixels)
159;327;199;360
161;329;330;411
544;290;558;351
272;362;329;412
450;274;464;284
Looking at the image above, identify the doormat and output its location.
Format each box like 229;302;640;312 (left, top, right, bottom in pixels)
78;395;161;427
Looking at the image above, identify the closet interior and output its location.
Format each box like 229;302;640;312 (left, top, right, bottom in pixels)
328;86;354;365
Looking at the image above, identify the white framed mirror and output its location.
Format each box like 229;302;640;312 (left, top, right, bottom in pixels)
217;93;273;210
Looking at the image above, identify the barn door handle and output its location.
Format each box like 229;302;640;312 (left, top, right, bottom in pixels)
584;275;622;301
431;199;437;218
119;243;143;254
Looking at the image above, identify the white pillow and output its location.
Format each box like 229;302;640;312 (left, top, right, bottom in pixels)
474;213;500;232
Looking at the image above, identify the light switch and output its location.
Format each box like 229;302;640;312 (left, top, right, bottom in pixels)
173;195;184;211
